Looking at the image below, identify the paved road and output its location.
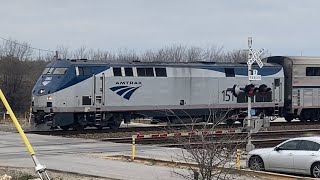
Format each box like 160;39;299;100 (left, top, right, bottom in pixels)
0;131;187;180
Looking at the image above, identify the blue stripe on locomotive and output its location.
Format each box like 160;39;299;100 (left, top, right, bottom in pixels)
200;65;282;76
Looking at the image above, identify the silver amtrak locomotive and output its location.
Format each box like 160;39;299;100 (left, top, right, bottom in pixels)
31;59;285;130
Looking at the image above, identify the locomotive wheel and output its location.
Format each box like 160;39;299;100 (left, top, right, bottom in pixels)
72;124;85;131
108;117;122;130
60;125;70;131
108;121;121;130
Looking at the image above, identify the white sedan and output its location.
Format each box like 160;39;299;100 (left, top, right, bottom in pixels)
248;136;320;178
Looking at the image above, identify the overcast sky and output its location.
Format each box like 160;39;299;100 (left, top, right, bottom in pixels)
1;0;320;56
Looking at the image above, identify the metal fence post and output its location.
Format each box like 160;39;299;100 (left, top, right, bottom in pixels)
236;149;241;170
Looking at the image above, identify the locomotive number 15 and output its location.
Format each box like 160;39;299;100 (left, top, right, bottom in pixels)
221;90;234;102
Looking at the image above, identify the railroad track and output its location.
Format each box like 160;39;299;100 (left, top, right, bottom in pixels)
26;120;318;136
103;128;320;149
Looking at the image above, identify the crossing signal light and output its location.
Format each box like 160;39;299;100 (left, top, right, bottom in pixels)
245;84;258;97
258;84;271;95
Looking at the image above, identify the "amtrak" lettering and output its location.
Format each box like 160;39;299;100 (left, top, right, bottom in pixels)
116;81;142;85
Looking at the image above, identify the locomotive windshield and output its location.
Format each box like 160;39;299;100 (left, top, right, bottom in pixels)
42;67;54;74
42;67;68;75
53;68;68;75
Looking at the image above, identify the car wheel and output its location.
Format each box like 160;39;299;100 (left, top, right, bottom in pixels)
249;156;265;171
311;162;320;178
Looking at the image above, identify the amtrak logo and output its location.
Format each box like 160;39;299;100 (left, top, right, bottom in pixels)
110;83;142;100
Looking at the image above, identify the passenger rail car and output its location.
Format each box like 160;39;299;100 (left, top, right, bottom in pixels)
266;56;320;122
31;59;284;130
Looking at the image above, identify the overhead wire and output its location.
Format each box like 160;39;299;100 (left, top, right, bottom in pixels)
0;36;55;53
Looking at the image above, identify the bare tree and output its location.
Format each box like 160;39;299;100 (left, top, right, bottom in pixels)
202;45;224;62
73;46;88;59
166;109;248;180
56;45;71;60
186;46;203;62
116;48;140;62
0;38;32;61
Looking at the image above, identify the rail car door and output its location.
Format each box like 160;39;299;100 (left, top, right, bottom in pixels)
273;78;282;102
93;73;105;106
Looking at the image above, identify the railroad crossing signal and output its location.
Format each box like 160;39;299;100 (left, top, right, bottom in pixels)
247;47;264;68
244;84;257;97
258;84;271;95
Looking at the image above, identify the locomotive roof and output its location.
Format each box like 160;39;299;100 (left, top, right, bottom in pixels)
53;59;279;68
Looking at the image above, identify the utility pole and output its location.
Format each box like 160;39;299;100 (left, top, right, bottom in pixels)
246;37;254;152
55;51;59;60
246;37;264;152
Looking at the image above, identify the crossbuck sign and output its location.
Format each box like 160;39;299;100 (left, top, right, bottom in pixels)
247;46;264;81
247;47;264;68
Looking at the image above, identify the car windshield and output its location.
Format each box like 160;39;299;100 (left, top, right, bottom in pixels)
52;68;68;75
42;67;55;74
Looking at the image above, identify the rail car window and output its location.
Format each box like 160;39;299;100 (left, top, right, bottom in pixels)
155;68;167;77
78;67;92;76
225;68;235;77
137;68;144;76
42;67;54;74
306;67;320;76
137;68;154;77
146;68;154;77
113;67;122;76
53;68;68;75
124;68;133;76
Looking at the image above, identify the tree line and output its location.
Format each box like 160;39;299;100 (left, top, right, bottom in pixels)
0;38;256;115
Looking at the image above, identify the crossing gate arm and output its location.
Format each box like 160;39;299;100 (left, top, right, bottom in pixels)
0;89;50;180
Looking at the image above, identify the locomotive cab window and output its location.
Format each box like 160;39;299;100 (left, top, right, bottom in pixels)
124;67;133;76
306;67;320;76
155;68;167;77
225;68;235;77
77;67;92;76
113;67;122;76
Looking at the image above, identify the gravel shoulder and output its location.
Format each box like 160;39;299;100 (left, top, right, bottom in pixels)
0;120;113;180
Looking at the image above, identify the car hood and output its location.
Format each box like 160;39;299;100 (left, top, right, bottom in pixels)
249;147;274;155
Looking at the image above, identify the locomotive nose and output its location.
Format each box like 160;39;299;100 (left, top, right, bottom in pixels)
32;77;63;96
32;85;57;96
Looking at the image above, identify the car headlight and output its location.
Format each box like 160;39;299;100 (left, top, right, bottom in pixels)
47;96;52;101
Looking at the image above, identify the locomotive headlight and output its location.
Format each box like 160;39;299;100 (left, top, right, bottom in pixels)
39;89;45;94
32;96;34;100
47;96;52;101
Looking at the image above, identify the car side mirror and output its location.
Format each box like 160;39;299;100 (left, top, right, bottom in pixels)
275;147;282;151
